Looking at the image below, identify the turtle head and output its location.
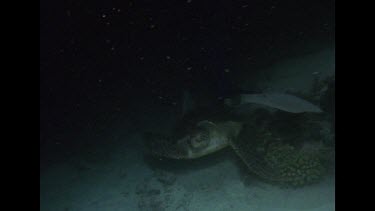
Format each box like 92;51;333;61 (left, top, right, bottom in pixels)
189;127;210;149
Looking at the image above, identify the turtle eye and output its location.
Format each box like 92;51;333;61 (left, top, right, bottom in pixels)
190;130;210;148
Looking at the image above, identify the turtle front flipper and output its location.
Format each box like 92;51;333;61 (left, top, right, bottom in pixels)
229;138;284;182
230;119;329;187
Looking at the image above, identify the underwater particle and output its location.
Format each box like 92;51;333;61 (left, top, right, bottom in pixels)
224;68;230;73
166;56;171;60
186;67;192;70
224;98;233;106
187;0;192;3
101;14;107;18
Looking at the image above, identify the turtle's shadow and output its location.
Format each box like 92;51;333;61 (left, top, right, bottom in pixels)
143;147;236;174
143;147;266;187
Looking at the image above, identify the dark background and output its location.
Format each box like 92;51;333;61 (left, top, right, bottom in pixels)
40;0;335;160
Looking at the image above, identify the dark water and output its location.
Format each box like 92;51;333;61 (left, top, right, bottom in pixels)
41;1;335;210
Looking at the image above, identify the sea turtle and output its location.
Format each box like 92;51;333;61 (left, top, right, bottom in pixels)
143;93;333;186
